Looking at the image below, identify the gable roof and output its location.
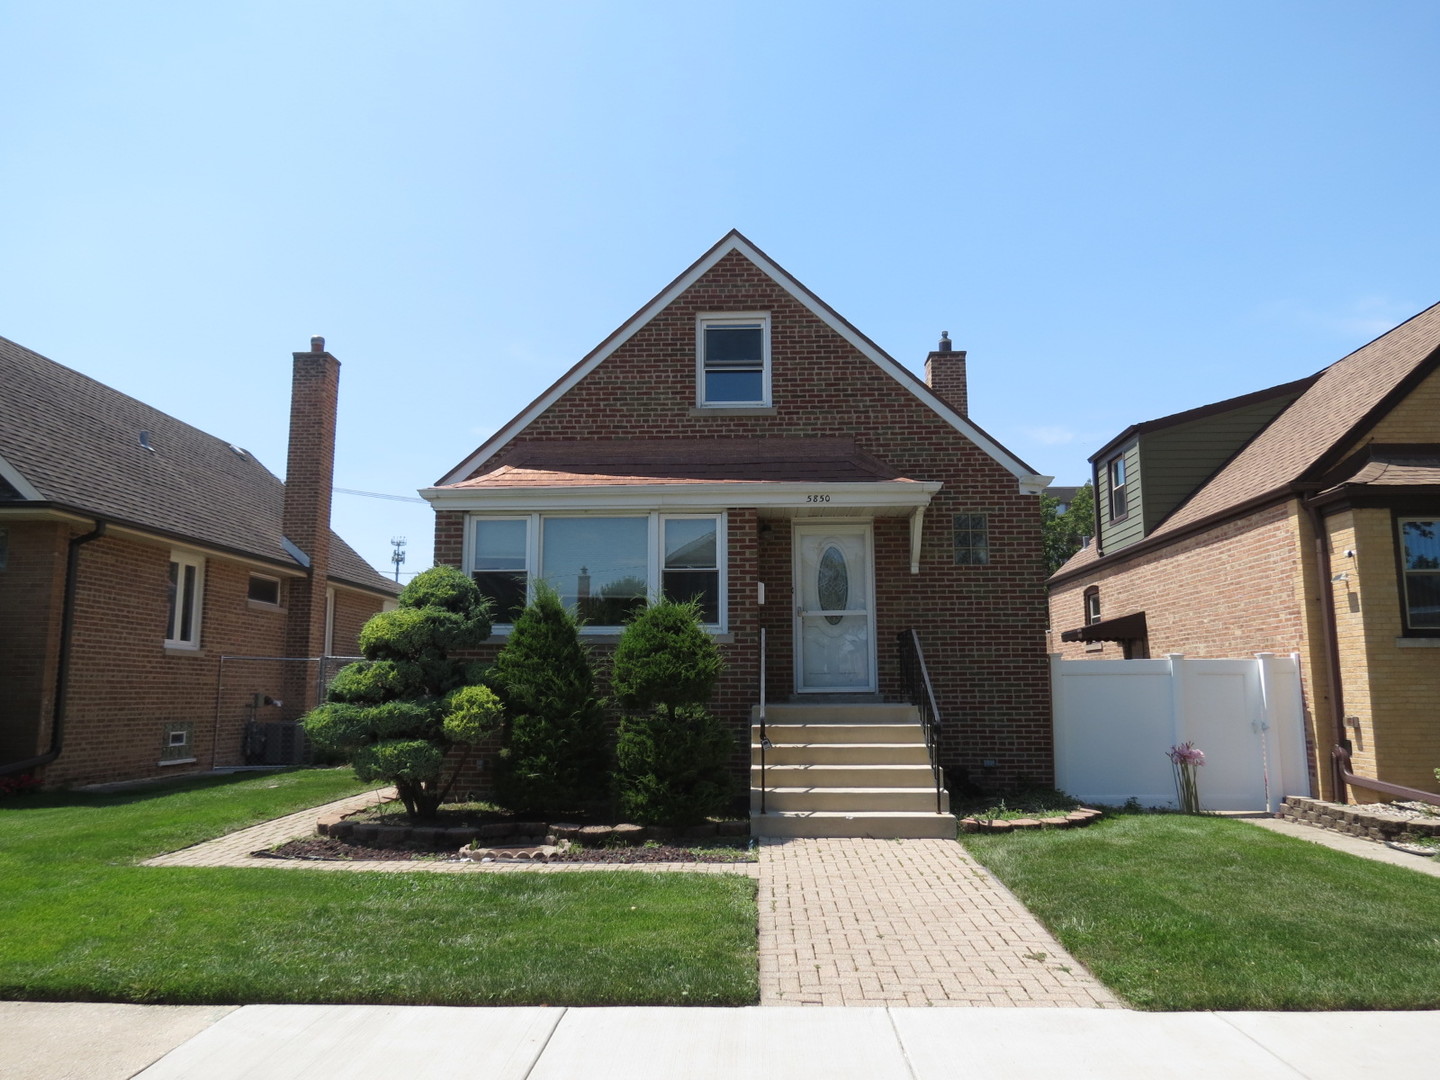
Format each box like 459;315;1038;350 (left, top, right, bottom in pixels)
1050;299;1440;582
0;334;396;594
435;230;1049;493
1151;300;1440;539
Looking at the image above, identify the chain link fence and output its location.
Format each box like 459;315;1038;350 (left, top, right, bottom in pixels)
213;655;361;768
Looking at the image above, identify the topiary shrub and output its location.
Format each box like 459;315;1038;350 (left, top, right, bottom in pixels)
611;598;734;826
302;566;502;821
490;582;610;815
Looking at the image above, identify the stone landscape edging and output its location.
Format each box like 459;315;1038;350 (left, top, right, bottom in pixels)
1281;795;1440;845
315;805;749;850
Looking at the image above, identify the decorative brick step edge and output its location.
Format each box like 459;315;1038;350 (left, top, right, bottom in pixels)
957;808;1104;834
1280;795;1440;845
315;809;750;850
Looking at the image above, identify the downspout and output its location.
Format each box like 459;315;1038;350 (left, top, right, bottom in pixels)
1299;495;1346;802
0;521;106;777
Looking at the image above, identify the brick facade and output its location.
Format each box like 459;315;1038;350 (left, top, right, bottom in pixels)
432;244;1053;793
4;527;387;788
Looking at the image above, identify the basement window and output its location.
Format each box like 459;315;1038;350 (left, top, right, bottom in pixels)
159;722;195;765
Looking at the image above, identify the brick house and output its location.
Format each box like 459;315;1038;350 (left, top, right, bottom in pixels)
0;334;398;788
1049;302;1440;803
423;231;1054;835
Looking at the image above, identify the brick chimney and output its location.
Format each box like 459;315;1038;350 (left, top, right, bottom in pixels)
924;331;968;415
283;336;339;710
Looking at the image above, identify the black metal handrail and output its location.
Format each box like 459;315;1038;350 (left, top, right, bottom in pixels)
897;628;945;814
757;628;770;815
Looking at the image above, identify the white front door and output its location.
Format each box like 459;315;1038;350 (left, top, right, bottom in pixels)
794;522;875;693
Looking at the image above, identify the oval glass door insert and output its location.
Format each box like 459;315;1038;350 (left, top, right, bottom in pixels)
817;544;848;625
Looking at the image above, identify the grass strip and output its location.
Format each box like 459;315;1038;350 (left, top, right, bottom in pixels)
0;769;757;1006
964;813;1440;1010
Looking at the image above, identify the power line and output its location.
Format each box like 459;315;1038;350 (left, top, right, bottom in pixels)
333;487;428;504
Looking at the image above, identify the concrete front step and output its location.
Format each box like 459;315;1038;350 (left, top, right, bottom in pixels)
752;785;950;813
753;703;920;724
753;722;929;745
754;742;932;766
754;763;939;788
751;809;957;839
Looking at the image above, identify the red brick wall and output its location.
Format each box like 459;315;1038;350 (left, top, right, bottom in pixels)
23;528;389;789
0;522;69;764
436;250;1053;792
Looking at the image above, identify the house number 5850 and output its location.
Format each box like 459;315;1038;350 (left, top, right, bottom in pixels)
806;494;831;503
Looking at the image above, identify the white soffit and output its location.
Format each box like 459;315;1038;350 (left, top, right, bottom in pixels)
420;479;942;513
434;231;1048;491
0;450;44;501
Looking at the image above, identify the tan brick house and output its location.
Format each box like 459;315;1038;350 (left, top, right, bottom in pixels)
1049;302;1440;802
423;231;1055;835
0;335;398;788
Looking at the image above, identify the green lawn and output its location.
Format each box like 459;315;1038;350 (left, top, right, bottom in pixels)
0;769;757;1006
964;813;1440;1011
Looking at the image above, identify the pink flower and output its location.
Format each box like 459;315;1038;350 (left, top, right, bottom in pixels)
1167;742;1205;767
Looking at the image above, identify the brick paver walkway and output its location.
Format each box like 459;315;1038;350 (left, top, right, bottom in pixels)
144;793;1119;1007
758;837;1120;1008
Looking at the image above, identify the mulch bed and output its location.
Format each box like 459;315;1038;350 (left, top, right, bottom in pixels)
259;836;754;863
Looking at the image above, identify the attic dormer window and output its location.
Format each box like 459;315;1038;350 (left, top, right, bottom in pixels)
698;313;770;407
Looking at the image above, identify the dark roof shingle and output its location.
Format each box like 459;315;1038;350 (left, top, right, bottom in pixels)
0;335;395;594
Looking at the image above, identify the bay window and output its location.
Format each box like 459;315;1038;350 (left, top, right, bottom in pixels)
469;512;725;629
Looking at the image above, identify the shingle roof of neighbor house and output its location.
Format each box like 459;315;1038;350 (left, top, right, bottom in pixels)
0;334;396;594
1052;299;1440;579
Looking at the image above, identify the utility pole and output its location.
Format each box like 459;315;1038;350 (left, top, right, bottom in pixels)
390;536;407;583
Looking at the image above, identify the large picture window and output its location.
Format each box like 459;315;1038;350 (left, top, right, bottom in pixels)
698;314;770;406
1399;517;1440;630
469;512;726;629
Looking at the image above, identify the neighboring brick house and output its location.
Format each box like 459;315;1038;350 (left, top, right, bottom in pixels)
0;335;399;788
1049;301;1440;802
423;231;1055;831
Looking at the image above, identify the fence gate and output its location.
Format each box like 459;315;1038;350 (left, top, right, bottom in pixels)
1051;652;1311;812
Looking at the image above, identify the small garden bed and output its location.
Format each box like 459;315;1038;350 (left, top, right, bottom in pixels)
310;797;751;857
264;834;756;863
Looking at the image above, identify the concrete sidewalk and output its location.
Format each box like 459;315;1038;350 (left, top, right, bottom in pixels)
7;1001;1440;1080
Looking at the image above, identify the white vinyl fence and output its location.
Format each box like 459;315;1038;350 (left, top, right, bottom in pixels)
1051;652;1312;813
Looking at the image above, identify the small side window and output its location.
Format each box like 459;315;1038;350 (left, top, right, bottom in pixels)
1108;456;1129;521
1084;586;1101;625
248;574;282;606
1399;517;1440;631
166;552;205;649
953;513;990;566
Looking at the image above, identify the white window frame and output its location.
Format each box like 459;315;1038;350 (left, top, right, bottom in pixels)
467;511;728;633
165;550;205;649
696;312;771;408
1398;516;1440;632
247;573;282;608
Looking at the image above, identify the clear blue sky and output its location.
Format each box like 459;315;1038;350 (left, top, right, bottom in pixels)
4;1;1437;578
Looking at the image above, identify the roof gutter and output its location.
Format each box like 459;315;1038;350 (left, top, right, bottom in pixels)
0;521;106;778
